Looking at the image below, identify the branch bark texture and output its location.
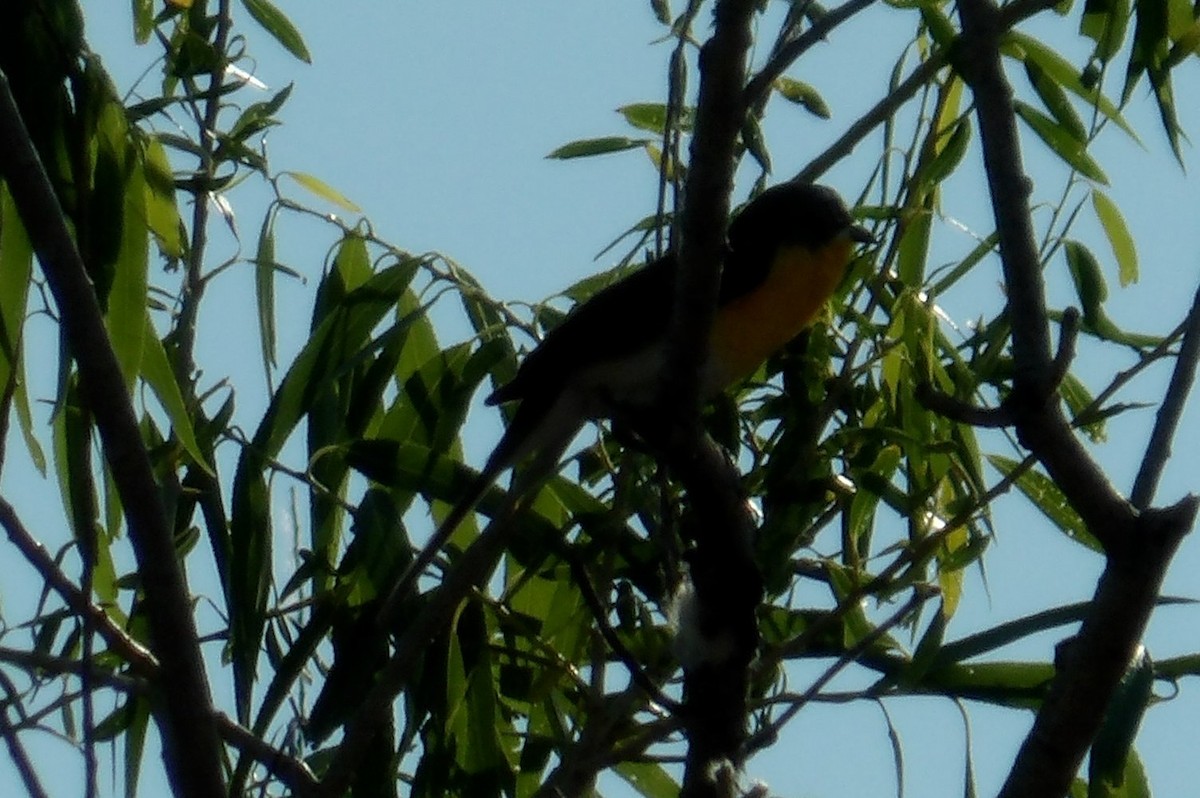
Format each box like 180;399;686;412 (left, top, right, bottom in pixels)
0;69;225;798
954;1;1198;795
669;3;764;796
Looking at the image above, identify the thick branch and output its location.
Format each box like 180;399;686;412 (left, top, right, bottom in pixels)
668;3;764;797
955;1;1198;795
956;0;1130;544
0;70;224;797
667;0;757;419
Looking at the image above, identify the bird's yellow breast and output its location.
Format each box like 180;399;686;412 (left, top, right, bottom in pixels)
707;239;853;389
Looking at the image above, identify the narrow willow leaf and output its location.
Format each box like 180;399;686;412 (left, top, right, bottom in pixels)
773;77;831;118
141;135;185;258
281;171;362;212
254;208;278;374
920;118;971;186
1165;19;1200;68
131;0;154;45
1080;0;1132;64
1014;102;1108;183
1091;191;1138;286
986;454;1100;551
621;102;694;133
1090;650;1153;793
1025;61;1087;142
0;187;44;473
1064;240;1109;326
105;136;149;387
614;761;680;798
1001;32;1139;140
546;137;648;159
140;315;212;472
239;0;312;63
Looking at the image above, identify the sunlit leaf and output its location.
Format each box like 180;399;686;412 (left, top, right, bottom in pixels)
774;77;831;118
546;137;649;159
281;171;362;212
986;455;1101;551
1014;101;1108;183
1025;61;1087;142
1064;240;1108;325
1001;32;1139;140
1080;0;1131;64
140;315;212;473
1091;191;1138;286
254;208;278;375
239;0;312;63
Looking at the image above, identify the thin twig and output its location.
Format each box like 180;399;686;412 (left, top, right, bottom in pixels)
0;497;158;677
743;0;879;107
0;705;49;798
1131;282;1200;509
214;713;320;798
744;587;932;756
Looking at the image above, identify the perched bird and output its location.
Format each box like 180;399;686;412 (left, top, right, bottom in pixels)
384;182;872;608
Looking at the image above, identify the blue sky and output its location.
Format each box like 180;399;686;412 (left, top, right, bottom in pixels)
2;2;1199;796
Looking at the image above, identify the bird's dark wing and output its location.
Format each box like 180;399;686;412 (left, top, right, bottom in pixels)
487;255;678;405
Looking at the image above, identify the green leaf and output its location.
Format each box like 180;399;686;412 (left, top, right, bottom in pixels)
1090;650;1154;796
614;760;679;798
1064;240;1109;326
140;135;185;258
228;261;419;717
617;102;694;134
1025;61;1087;142
1014;101;1109;183
920;4;957;49
139;314;212;473
104;131;149;387
254;208;278;375
919;118;971;187
1091;191;1138;286
1080;0;1131;64
0;186;44;474
897;205;933;286
239;0;312;63
1001;32;1138;140
987;454;1101;551
546;136;649;159
651;0;671;24
773;77;831;118
281;171;361;212
123;696;150;798
922;660;1056;708
131;0;154;44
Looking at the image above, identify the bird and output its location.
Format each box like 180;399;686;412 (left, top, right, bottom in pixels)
382;181;872;612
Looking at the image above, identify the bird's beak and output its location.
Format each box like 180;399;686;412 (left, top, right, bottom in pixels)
847;222;875;245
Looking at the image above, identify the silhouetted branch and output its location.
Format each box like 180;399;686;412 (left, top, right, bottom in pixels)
0;68;224;797
215;713;320;798
667;3;766;797
956;0;1198;795
1131;282;1200;509
743;0;878;109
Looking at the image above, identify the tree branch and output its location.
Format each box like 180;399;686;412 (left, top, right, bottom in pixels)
955;1;1199;795
0;497;159;677
1130;282;1200;509
667;4;765;795
0;69;225;797
743;0;878;109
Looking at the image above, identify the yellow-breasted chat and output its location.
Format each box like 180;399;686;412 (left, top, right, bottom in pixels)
384;181;872;610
